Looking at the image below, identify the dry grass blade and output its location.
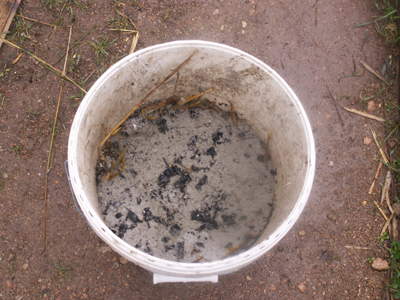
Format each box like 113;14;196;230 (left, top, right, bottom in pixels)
371;128;389;164
43;27;72;251
0;38;86;94
381;213;394;237
374;201;389;221
360;60;389;84
381;171;392;211
190;247;209;262
129;32;139;55
326;86;345;126
344;245;371;250
344;107;385;122
178;89;213;106
12;52;23;64
369;162;383;194
97;49;199;171
16;14;62;28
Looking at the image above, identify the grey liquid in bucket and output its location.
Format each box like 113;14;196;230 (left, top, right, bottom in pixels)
68;41;315;283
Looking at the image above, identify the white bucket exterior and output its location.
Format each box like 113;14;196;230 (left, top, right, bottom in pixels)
68;40;315;283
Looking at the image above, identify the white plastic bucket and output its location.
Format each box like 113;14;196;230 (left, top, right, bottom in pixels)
67;40;315;283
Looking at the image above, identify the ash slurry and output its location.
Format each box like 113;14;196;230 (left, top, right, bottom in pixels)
96;105;276;262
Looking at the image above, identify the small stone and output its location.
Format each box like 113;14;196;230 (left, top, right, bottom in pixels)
98;246;112;253
327;212;338;221
246;276;252;281
23;263;29;270
325;113;331;120
372;258;389;271
364;137;372;145
298;282;307;292
249;8;255;16
220;25;224;31
5;280;11;288
270;284;276;291
393;203;400;216
112;261;120;269
362;201;367;206
213;9;219;15
7;252;15;262
328;161;334;167
241;21;248;28
241;30;245;34
367;101;376;112
119;256;128;265
299;230;306;236
3;173;8;179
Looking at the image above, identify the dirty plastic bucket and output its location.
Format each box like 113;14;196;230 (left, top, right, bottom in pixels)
67;40;315;283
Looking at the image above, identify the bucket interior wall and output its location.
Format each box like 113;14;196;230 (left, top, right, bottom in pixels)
69;42;313;274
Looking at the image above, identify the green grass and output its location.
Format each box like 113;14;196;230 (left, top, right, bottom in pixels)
53;258;73;279
357;0;400;45
89;35;118;65
389;241;400;298
9;16;33;45
0;93;9;109
12;145;22;155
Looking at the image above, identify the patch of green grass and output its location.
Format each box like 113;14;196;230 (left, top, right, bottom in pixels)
367;257;375;264
378;231;390;243
89;35;118;65
53;258;73;279
356;0;400;45
9;16;33;45
0;93;9;109
12;145;22;155
389;241;400;298
108;14;133;30
67;49;82;75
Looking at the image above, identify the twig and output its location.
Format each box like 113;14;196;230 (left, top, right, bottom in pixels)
43;27;72;251
374;201;389;222
264;129;272;162
172;72;180;97
0;38;86;94
360;60;389;85
371;128;389;164
369;162;383;194
97;49;199;171
109;28;138;33
326;86;345;126
344;245;371;250
344;107;385;122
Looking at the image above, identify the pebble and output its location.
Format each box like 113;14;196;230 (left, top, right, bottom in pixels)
213;9;219;15
299;230;306;236
246;276;252;281
362;201;367;206
112;261;120;269
372;258;389;271
364;137;372;145
220;25;224;31
249;8;255;16
5;280;11;288
7;253;15;262
327;212;338;221
241;21;247;28
2;173;8;179
367;101;376;112
298;282;307;293
23;263;29;270
328;161;334;167
119;256;129;265
98;246;112;253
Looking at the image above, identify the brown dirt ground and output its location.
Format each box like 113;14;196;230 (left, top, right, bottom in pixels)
1;0;400;299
